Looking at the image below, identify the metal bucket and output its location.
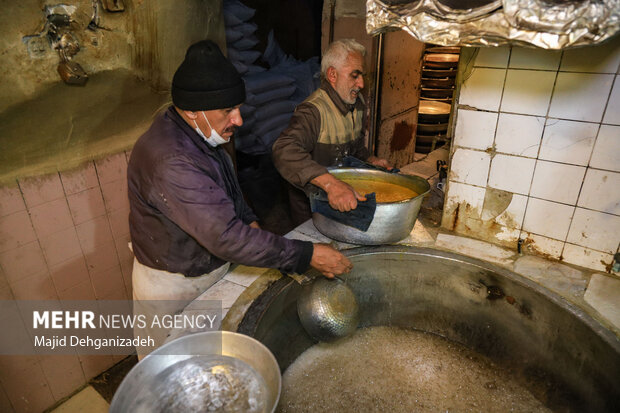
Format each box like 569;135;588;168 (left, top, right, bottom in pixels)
310;168;430;245
110;331;281;412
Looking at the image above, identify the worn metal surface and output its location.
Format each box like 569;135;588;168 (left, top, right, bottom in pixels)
239;246;620;412
374;30;425;166
110;331;281;412
297;276;360;341
366;0;620;49
310;168;431;245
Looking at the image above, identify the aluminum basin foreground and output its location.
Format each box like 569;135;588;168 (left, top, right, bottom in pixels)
238;246;620;413
110;331;281;412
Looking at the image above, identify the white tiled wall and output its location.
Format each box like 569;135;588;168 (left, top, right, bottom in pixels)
549;73;614;122
590;125;620;171
459;68;505;111
501;70;556;116
539;120;597;165
494;113;544;157
444;37;620;272
604;81;620;123
489;154;536;195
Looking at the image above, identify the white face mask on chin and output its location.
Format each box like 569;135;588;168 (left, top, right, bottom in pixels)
194;112;229;147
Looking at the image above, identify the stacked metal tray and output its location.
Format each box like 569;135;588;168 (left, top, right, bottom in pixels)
417;46;460;153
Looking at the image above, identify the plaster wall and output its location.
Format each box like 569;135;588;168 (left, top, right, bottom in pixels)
0;0;224;185
130;0;226;90
0;0;131;113
0;0;224;112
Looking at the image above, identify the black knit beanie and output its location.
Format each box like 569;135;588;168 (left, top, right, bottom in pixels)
171;40;246;111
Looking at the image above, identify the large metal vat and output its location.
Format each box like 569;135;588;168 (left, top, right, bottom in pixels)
237;246;620;412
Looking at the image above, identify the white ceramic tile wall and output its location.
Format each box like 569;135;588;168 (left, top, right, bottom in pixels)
448;40;620;272
590;125;620;172
603;76;620;124
539;119;598;165
449;149;490;187
453;109;497;150
566;208;620;253
474;46;510;68
459;68;505;111
560;40;620;74
577;169;620;215
562;244;611;273
548;73;614;122
501;70;556;116
489;193;528;229
529;161;586;205
525;233;564;259
509;47;561;71
495;113;544;157
445;181;486;216
488;154;535;195
522;198;574;241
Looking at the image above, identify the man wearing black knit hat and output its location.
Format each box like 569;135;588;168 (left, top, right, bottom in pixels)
127;40;351;355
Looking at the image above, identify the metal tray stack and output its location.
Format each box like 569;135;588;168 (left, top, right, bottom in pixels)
417;46;460;153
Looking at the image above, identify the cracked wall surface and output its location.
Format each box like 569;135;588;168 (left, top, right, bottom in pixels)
442;38;620;273
0;0;224;184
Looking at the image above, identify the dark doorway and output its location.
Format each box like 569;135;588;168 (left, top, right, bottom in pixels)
234;0;324;235
242;0;323;60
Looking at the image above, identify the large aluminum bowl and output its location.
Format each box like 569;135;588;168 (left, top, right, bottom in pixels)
110;331;281;412
310;168;430;245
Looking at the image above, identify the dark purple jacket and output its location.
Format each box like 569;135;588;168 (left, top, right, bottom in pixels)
127;107;313;277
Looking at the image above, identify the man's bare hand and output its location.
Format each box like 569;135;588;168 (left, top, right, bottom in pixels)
367;155;393;170
310;244;353;278
311;173;366;212
325;179;365;212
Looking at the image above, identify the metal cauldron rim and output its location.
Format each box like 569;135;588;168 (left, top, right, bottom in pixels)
239;245;620;349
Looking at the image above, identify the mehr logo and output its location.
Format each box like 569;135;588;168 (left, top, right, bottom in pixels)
33;311;96;329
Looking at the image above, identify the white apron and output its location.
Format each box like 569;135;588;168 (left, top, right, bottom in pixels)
131;258;229;358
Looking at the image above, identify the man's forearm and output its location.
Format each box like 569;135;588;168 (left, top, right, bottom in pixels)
310;173;341;192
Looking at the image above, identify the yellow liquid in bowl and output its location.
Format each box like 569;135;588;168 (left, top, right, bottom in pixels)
341;178;418;203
